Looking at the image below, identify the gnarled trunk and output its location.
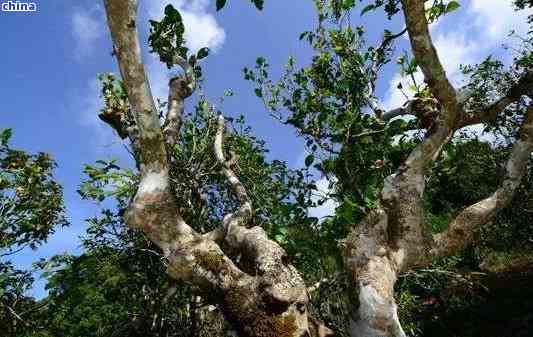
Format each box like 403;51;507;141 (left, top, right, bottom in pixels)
343;210;406;337
349;264;404;337
101;2;331;336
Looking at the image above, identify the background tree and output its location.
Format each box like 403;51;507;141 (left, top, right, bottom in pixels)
0;128;67;336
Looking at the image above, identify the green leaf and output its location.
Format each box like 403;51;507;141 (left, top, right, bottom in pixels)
1;128;12;146
164;4;179;19
188;55;197;67
256;57;266;66
252;0;264;10
343;0;356;9
304;154;315;167
446;1;461;13
254;88;263;98
360;136;373;144
198;100;211;114
216;0;227;11
197;47;210;60
361;4;375;16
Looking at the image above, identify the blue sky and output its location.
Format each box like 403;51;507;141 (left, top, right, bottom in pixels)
0;0;530;298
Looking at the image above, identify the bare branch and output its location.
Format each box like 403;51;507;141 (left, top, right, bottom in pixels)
213;116;308;305
2;303;27;325
308;315;335;337
163;77;187;148
214;115;253;222
171;55;196;88
432;107;533;258
381;97;440;129
162;56;197;148
381;106;414;122
401;0;459;123
459;70;533;127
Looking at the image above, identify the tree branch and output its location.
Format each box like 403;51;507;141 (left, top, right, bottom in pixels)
162;56;197;148
401;0;459;124
214;115;253;223
172;55;196;87
432;106;533;257
368;28;408;114
381;106;414;122
163;77;187;148
104;0;167;173
459;70;533;127
104;0;249;295
212;116;307;306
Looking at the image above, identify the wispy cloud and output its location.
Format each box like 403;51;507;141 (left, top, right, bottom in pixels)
145;0;226;101
78;78;126;154
381;1;532;111
146;0;226;53
470;0;530;42
71;4;106;59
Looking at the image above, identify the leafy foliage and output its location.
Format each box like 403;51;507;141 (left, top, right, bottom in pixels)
392;138;533;336
0;129;66;337
40;247;194;337
0;129;67;251
243;1;420;234
4;1;533;337
148;5;188;68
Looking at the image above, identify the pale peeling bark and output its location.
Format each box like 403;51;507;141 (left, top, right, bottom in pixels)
344;2;531;336
163;56;196;148
432;108;533;257
345;0;458;332
343;210;406;337
103;1;321;336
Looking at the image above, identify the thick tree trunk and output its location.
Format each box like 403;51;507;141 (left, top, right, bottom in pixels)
101;2;330;336
349;264;404;337
343;210;406;337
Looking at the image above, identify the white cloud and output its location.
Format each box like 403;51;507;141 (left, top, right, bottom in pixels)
146;0;226;53
433;32;476;85
145;0;226;101
381;72;421;111
381;1;531;111
71;5;105;59
470;0;530;42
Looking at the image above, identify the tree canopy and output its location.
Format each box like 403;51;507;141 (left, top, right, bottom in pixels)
2;1;533;337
